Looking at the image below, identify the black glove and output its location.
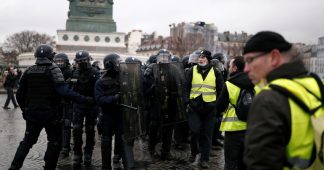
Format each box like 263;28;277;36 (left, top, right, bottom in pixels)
85;96;95;105
112;94;120;103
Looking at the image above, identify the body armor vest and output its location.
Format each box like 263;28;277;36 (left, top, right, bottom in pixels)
25;65;60;106
101;75;120;113
72;68;97;97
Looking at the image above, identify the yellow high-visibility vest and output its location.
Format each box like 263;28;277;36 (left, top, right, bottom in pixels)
190;65;216;102
264;77;320;169
220;81;247;131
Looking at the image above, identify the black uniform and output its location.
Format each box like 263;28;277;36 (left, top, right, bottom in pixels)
144;62;184;160
71;66;100;165
95;71;124;169
60;66;74;156
95;54;135;170
8;45;88;170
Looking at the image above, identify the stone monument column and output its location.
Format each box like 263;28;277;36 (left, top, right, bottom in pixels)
66;0;116;33
18;0;145;68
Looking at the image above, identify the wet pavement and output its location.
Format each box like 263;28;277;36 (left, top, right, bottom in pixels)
0;94;224;170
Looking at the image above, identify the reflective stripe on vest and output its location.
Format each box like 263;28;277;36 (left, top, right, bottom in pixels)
190;65;216;102
220;81;247;131
265;77;318;169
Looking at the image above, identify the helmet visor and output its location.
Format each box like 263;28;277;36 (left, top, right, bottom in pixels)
157;54;170;63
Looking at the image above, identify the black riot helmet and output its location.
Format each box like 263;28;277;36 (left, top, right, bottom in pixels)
188;50;201;65
103;53;121;73
92;61;102;70
182;55;190;69
54;53;70;69
74;50;91;70
74;50;91;62
156;49;171;63
125;56;142;64
146;55;157;65
34;44;55;64
212;53;226;65
170;55;180;62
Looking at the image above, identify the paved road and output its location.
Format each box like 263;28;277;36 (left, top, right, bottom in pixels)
0;94;224;170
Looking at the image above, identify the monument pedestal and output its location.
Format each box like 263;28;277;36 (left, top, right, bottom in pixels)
56;30;126;52
56;30;127;61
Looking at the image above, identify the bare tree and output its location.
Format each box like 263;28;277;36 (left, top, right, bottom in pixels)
0;47;19;66
2;30;55;54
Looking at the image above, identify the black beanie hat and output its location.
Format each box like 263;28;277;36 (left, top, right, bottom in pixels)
243;31;292;55
200;50;212;61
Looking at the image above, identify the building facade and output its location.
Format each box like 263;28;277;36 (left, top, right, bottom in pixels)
303;36;324;79
137;21;252;61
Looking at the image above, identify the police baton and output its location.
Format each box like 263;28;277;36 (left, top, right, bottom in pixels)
120;104;138;110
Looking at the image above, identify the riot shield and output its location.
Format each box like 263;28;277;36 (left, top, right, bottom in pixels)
119;62;144;141
152;62;186;128
171;62;187;124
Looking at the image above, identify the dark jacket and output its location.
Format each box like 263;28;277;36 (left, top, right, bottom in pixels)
4;72;17;88
94;72;120;113
71;67;100;108
183;64;224;114
244;60;308;170
216;71;254;117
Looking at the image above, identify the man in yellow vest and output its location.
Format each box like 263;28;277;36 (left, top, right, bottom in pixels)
243;31;320;169
216;56;253;170
183;50;224;169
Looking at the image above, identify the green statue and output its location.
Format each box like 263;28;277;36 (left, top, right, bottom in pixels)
66;0;116;33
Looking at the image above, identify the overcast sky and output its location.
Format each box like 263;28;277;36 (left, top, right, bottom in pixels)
0;0;323;44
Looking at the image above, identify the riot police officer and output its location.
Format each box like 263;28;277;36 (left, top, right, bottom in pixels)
144;49;185;160
53;53;74;157
212;53;228;80
95;53;135;170
91;60;102;71
70;50;100;166
142;55;157;140
146;55;157;66
8;44;90;170
170;55;180;63
182;55;190;70
188;50;201;67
